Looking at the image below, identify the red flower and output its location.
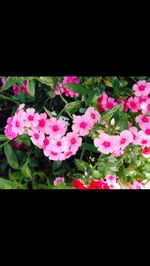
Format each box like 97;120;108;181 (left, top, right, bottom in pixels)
72;180;86;189
88;180;109;189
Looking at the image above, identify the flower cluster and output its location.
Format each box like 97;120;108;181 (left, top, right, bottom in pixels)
4;105;100;161
97;80;150;113
55;76;80;97
94;80;150;157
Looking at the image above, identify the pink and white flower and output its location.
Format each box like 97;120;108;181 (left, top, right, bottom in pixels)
72;115;92;136
66;132;82;154
128;180;144;189
11;115;25;135
140;98;150;115
127;96;140;113
135;114;150;129
119;130;133;150
84;107;101;126
132;80;150;97
28;129;45;147
24;108;39;128
94;133;116;154
49;117;67;137
35;113;51;134
54;177;65;186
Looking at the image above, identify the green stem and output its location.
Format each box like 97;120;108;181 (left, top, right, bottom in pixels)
0;140;10;149
58;85;68;105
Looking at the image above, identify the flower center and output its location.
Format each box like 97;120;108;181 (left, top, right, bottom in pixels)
142;140;147;144
103;141;110;148
51;151;57;156
43;138;49;146
15;121;20;127
139;85;145;91
28;115;34;121
52;125;59;132
147;104;150;111
130;101;136;108
80;122;87;129
106;102;113;109
145;129;150;135
34;133;39;139
91;113;96;119
120;138;126;144
38;119;46;127
71;137;76;145
57;141;62;147
141;116;149;122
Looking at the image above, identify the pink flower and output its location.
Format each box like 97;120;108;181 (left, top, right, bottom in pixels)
66;132;82;154
35;113;51;134
94;133;117;154
13;84;19;94
49;117;67;137
102;97;117;111
24;108;39;128
11;115;25;135
1;76;5;85
97;92;108;112
129;127;139;144
140;98;150;115
132;80;150;97
48;151;65;161
104;175;120;189
144;181;150;189
54;177;65;186
84;107;101;126
128;180;144;189
136;130;150;146
62;76;79;97
13;81;28;95
142;127;150;138
48;136;69;153
55;76;80;97
28;129;45;147
127;97;140;113
135;114;150;129
72;115;92;136
119;130;133;149
64;150;73;159
54;87;60;95
4;124;17;140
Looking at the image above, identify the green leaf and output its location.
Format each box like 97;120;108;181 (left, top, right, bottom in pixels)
0;178;16;189
27;79;36;97
54;182;74;189
3;77;23;90
16;135;31;147
21;161;32;180
0;94;19;105
44;107;52;117
74;159;91;172
64;83;89;95
53;161;62;172
64;101;81;114
0;135;8;142
4;143;19;169
112;77;120;95
81;143;99;153
36;77;55;87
